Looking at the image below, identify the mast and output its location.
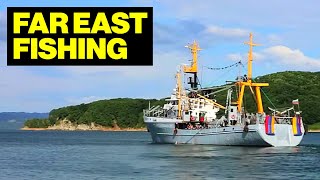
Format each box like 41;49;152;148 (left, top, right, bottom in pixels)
237;33;269;114
183;40;202;89
244;33;259;82
176;68;183;119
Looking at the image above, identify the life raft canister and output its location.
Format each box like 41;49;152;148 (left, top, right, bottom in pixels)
199;113;205;123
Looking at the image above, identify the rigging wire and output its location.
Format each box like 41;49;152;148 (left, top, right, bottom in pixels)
196;75;202;89
201;57;277;110
203;67;235;87
201;65;204;86
204;61;242;70
240;63;277;109
202;61;243;87
253;79;277;109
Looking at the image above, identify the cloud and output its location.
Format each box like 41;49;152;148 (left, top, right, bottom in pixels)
227;53;243;61
157;0;320;27
266;34;283;44
155;0;320;50
0;12;6;66
0;48;189;112
154;20;252;49
65;96;109;105
1;1;319;112
226;52;265;62
0;11;6;41
59;49;188;79
203;26;249;38
262;45;320;70
0;67;78;97
227;45;320;71
154;22;181;44
0;41;7;66
252;52;266;61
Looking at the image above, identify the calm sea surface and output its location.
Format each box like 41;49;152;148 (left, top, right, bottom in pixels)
0;130;319;180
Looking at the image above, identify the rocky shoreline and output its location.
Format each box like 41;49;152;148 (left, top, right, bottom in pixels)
308;129;320;133
21;119;147;132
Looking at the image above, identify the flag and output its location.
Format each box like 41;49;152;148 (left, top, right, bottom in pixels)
292;99;299;105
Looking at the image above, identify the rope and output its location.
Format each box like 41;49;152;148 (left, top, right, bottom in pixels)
202;67;235;87
235;61;277;110
205;61;242;70
242;67;277;109
202;60;245;87
260;87;277;109
184;128;206;144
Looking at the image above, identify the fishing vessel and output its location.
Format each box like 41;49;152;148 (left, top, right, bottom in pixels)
144;33;304;147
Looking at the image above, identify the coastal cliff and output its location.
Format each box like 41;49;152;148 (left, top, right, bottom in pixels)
22;98;165;131
22;119;147;131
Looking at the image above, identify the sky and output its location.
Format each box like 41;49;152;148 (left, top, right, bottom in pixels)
0;0;320;112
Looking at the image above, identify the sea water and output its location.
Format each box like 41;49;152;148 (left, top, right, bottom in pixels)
0;130;319;180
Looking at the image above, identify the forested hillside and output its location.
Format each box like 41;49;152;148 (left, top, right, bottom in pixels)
244;71;319;124
24;71;320;128
24;98;166;128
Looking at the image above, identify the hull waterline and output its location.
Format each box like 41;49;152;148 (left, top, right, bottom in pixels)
145;121;304;147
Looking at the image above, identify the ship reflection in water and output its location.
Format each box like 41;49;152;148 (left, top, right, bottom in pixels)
144;139;318;180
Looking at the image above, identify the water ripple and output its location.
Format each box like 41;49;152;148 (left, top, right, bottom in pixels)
0;131;319;180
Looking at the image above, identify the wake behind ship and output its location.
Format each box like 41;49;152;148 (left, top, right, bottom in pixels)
144;33;304;147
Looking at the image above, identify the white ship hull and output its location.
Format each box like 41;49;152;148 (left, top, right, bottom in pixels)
144;36;305;147
144;117;304;147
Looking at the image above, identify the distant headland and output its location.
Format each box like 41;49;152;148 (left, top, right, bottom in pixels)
21;98;164;131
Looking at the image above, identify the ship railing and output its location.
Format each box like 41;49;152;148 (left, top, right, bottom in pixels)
274;116;293;125
143;105;159;116
255;115;294;125
143;106;165;117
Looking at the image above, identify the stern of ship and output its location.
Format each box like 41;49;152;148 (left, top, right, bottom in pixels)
257;119;305;147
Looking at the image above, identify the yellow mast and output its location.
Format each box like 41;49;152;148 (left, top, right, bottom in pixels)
183;41;202;89
176;69;182;119
244;33;260;82
237;33;269;114
174;41;201;119
183;40;201;73
182;41;226;111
